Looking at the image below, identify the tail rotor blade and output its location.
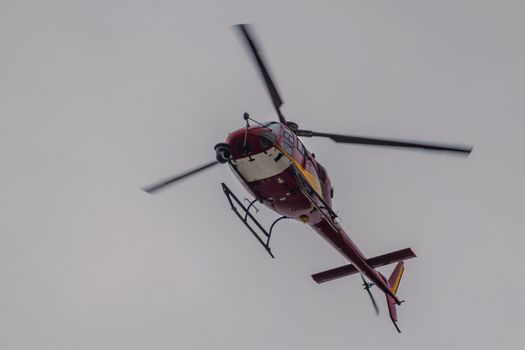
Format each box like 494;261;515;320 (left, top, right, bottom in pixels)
142;160;219;194
361;274;380;316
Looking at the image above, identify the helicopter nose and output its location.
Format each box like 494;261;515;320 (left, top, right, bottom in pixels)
229;132;262;159
227;129;276;159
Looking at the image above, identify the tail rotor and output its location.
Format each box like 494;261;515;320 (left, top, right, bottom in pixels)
361;274;380;316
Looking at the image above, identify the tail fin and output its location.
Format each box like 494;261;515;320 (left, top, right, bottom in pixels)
386;261;405;333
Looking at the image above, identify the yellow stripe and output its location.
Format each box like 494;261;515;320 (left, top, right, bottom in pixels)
390;266;405;294
274;145;323;196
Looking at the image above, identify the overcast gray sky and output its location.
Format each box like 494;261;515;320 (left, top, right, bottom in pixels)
1;0;524;349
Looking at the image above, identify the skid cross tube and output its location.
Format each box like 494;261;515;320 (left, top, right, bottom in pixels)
267;215;289;247
221;182;275;258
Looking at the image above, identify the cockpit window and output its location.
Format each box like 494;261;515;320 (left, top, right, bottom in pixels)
259;132;276;148
280;140;293;155
297;139;306;156
283;130;295;144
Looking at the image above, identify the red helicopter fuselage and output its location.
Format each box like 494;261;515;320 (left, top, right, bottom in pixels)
142;23;472;333
226;121;330;222
224;121;401;304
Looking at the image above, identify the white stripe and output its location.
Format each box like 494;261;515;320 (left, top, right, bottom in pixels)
231;147;291;182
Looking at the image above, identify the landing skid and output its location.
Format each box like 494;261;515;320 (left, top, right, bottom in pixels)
221;182;288;258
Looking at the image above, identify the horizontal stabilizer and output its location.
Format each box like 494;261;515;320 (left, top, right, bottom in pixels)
312;248;416;284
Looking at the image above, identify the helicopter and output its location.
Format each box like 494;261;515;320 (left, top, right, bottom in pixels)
143;24;472;333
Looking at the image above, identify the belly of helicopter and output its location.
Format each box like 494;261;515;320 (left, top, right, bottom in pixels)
229;148;315;218
230;147;291;182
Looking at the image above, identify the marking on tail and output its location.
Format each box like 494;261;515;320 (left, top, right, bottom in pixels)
390;265;405;294
386;261;406;333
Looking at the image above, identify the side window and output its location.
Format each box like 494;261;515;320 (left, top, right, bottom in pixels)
317;162;327;181
283;130;295;144
280;140;293;155
297;139;306;156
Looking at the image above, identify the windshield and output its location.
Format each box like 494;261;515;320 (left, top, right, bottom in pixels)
262;121;281;133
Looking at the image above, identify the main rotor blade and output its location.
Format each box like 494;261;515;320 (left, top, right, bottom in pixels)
142;160;219;194
296;130;472;154
234;24;286;123
361;275;380;316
